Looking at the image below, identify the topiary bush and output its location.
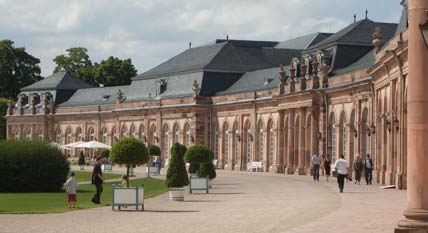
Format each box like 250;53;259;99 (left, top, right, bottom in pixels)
110;138;149;187
0;140;69;192
148;145;161;156
78;151;85;166
199;162;216;180
166;143;189;188
184;144;212;174
101;149;110;158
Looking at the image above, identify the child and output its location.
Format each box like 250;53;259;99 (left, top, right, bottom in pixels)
121;175;128;187
65;171;78;208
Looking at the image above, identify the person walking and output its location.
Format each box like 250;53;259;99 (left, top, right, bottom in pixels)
353;155;363;185
311;153;321;181
364;154;374;185
323;154;331;182
333;154;349;193
91;157;104;204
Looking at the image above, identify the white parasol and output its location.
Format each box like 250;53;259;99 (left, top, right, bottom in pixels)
73;140;111;149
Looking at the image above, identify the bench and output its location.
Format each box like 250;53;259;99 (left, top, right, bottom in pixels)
189;175;209;194
146;166;160;176
102;164;113;172
112;184;144;211
247;162;263;172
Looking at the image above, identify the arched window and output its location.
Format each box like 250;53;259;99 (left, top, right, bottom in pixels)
130;124;137;138
101;128;108;145
55;128;62;144
184;123;191;147
139;125;145;142
361;108;369;156
25;127;32;141
163;124;170;161
339;112;346;158
233;122;239;167
14;127;20;140
88;127;95;141
37;128;43;141
258;121;264;162
330;116;336;162
112;127;118;144
76;127;83;156
223;123;229;165
121;126;127;139
268;121;274;167
173;124;180;144
150;124;157;145
294;118;300;165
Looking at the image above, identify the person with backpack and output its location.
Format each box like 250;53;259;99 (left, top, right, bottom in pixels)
353;155;363;185
364;154;374;185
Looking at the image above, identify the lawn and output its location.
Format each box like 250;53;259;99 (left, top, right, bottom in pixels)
0;178;168;214
72;170;122;182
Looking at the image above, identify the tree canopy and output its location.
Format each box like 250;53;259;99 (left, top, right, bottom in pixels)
53;48;137;87
0;40;42;98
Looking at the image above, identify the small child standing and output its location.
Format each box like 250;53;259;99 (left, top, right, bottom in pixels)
121;175;128;187
65;171;78;208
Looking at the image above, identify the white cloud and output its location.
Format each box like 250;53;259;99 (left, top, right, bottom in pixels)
0;0;403;76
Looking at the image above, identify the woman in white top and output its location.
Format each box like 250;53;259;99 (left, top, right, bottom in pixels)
333;154;349;193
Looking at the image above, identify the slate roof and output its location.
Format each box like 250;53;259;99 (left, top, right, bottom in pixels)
275;33;332;50
135;41;301;80
59;86;129;107
217;67;282;95
306;19;398;51
395;1;408;35
331;49;374;76
21;72;93;91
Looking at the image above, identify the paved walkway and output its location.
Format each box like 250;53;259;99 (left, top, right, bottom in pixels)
0;170;406;233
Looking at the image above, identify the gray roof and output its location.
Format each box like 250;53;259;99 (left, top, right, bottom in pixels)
21;72;93;91
275;33;332;50
217;67;282;95
59;86;129;107
395;2;408;35
331;49;374;76
135;41;301;79
306;19;398;50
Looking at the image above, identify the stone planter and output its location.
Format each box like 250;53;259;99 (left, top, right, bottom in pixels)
112;184;144;211
169;187;185;201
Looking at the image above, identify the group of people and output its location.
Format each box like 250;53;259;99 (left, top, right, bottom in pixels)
311;153;374;193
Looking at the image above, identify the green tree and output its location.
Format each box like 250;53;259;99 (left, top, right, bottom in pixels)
0;98;8;139
53;47;94;85
93;56;137;86
184;144;212;174
0;40;42;98
109;138;149;187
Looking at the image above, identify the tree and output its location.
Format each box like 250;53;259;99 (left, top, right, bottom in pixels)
53;47;94;85
93;57;137;86
184;144;212;174
166;143;189;188
0;40;42;98
0;98;8;139
109;138;149;187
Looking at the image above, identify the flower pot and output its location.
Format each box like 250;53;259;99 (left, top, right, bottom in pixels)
169;187;185;201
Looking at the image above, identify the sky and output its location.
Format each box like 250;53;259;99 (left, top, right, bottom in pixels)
0;0;403;77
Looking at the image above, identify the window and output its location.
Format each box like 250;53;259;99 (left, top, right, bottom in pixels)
121;126;127;139
101;128;108;145
258;122;264;162
163;125;170;161
268;123;274;167
214;126;219;160
55;128;61;144
331;123;336;162
130;125;137;138
184;124;191;147
342;123;347;157
14;127;20;140
245;123;251;163
174;124;180;144
88;127;95;157
233;123;239;166
37;128;43;141
150;125;157;145
223;123;229;165
25;128;32;141
140;125;145;142
112;127;118;144
65;128;72;156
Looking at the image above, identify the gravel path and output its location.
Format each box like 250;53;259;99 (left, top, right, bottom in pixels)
0;170;405;233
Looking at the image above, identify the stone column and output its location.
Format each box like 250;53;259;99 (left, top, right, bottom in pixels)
300;62;307;91
396;0;428;231
274;111;284;173
296;108;306;175
286;110;295;174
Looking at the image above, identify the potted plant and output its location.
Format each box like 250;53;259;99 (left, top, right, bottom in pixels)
199;151;216;188
166;143;189;201
147;145;161;176
109;138;149;187
184;144;212;175
78;151;85;170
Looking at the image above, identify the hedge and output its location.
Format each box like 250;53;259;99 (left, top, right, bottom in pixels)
0;140;69;192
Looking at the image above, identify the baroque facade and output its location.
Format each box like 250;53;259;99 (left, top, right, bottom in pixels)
6;3;409;189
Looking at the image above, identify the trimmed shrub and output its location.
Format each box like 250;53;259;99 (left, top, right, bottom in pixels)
0;140;69;192
101;149;110;158
148;145;161;156
78;151;85;166
184;144;212;174
166;143;189;188
199;162;216;180
110;138;149;187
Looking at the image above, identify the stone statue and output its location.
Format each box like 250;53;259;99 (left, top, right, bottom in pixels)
116;89;124;104
192;80;200;97
372;26;383;54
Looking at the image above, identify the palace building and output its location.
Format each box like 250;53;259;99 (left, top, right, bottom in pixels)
5;2;409;189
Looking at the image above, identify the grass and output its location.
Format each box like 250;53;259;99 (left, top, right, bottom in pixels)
0;178;168;214
71;171;122;182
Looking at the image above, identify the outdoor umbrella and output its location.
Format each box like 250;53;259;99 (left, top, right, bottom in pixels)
74;140;111;149
63;141;85;150
48;142;68;150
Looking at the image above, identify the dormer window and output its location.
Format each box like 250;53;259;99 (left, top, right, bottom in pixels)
157;79;167;95
102;95;110;101
264;78;273;85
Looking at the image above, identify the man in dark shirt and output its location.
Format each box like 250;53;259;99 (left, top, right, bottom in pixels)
91;157;104;204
